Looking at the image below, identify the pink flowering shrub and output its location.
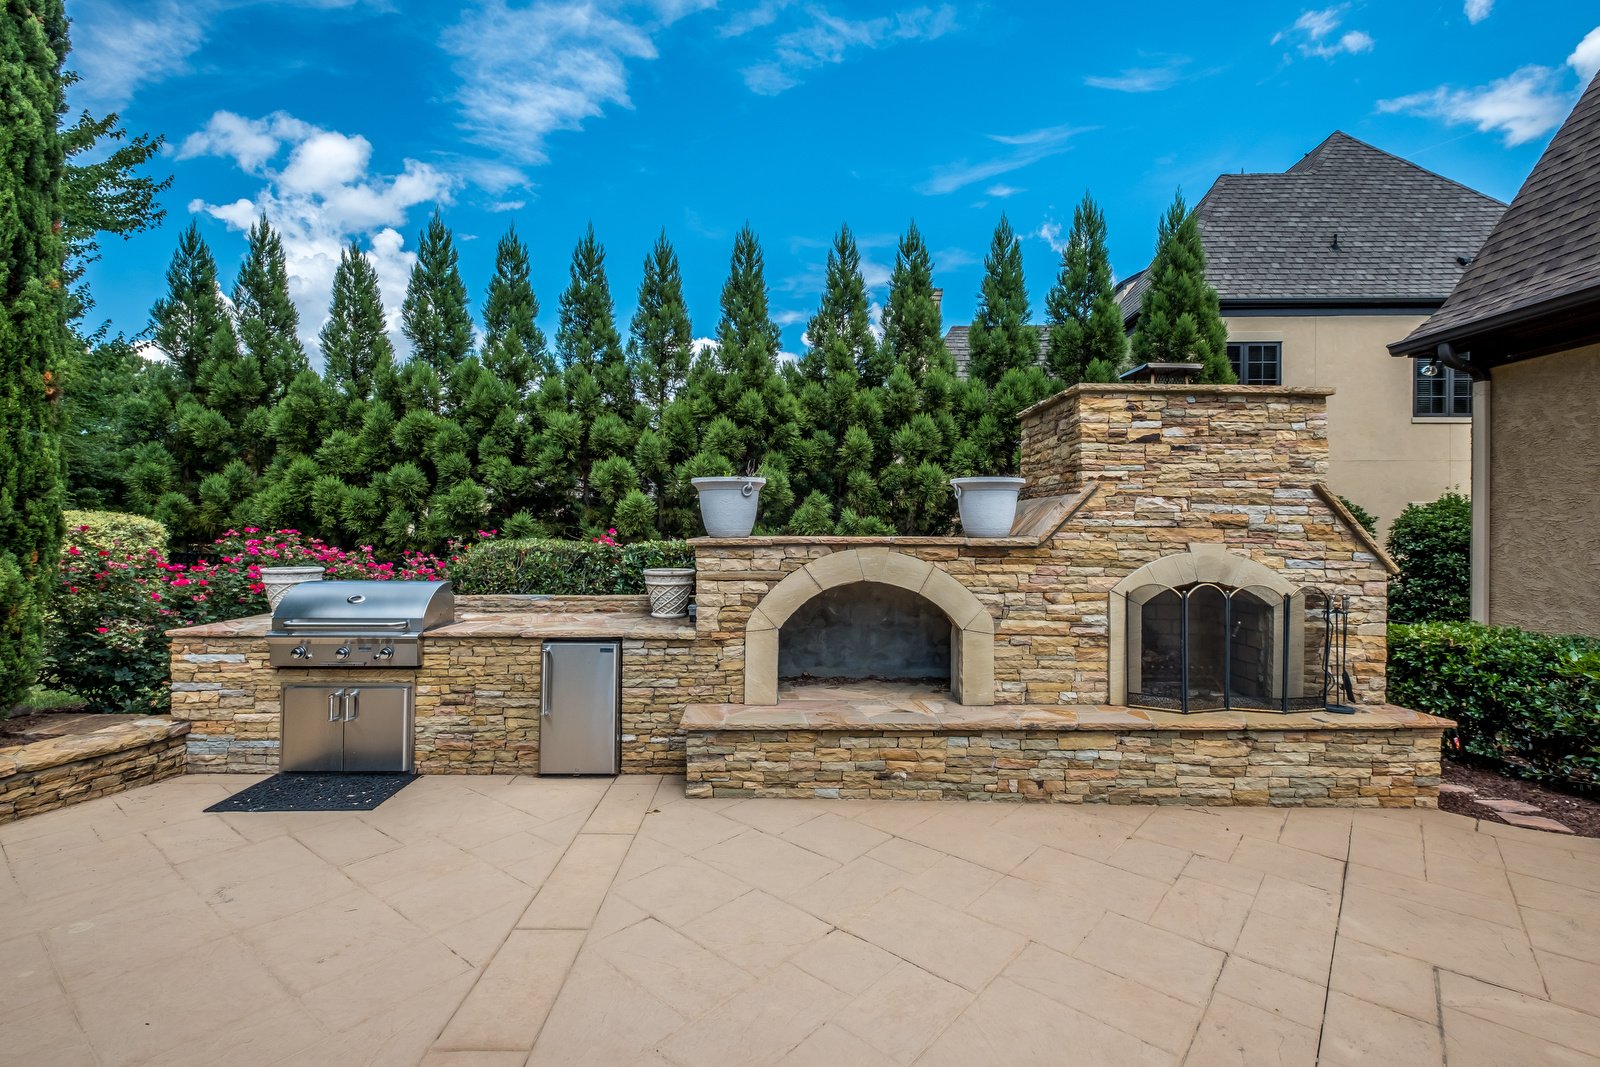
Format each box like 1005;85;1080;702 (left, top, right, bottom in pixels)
43;525;487;714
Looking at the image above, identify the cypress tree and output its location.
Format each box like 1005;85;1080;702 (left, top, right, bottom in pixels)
557;224;632;421
401;209;473;375
320;243;396;403
1;0;69;706
481;226;549;396
150;222;236;389
706;225;795;475
233;214;307;405
628;230;692;424
880;221;955;379
793;224;889;520
1130;192;1234;383
966;214;1038;387
1044;193;1126;385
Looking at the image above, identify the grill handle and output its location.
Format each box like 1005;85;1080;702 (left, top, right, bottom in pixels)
345;689;361;722
327;689;345;722
279;619;410;630
541;646;552;718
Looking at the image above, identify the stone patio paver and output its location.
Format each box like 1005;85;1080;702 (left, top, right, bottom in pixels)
4;773;1600;1066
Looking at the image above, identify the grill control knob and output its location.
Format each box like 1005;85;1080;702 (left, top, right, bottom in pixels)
376;646;395;660
290;644;311;660
335;646;351;660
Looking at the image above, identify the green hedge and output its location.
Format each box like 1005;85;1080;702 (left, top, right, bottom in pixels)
1389;621;1600;787
62;510;168;554
1387;491;1470;623
448;539;694;596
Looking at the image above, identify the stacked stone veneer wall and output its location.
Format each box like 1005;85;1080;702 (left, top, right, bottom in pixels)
0;718;189;823
695;383;1391;708
170;633;728;774
685;725;1444;807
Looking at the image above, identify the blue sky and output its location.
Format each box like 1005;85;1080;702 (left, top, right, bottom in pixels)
73;1;1600;360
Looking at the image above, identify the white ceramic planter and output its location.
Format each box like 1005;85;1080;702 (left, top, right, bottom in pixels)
951;477;1026;538
642;567;695;618
259;565;326;609
692;476;766;537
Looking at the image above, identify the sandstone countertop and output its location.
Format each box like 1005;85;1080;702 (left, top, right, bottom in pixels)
168;609;695;640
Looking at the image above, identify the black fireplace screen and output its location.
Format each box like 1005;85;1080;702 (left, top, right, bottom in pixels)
1124;581;1325;713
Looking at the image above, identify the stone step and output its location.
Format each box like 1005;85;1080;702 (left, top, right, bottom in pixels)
1474;797;1542;814
1438;783;1476;795
1498;812;1575;835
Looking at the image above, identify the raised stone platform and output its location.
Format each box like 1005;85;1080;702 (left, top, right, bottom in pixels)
683;684;1452;807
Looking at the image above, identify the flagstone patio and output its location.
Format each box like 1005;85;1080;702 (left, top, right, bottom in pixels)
3;774;1598;1066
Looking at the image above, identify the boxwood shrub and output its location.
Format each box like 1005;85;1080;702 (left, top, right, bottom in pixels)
1389;621;1600;787
449;539;694;596
62;510;168;554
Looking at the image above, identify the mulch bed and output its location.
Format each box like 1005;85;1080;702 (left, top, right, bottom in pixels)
1439;757;1600;839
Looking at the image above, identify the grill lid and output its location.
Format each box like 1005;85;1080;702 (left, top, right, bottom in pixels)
269;580;455;635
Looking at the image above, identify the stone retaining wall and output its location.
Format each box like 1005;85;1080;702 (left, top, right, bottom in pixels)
685;725;1444;807
0;718;190;823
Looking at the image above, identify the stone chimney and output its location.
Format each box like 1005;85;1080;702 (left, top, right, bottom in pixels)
931;288;942;312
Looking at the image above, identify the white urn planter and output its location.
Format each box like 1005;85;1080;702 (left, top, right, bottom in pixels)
951;476;1025;538
642;568;695;618
691;476;766;538
259;566;326;610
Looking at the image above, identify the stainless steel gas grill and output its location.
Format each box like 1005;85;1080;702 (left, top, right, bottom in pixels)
267;580;454;668
267;580;454;774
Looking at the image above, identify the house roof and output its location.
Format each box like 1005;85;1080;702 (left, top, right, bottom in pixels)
943;324;1051;379
1390;73;1600;362
1118;132;1504;322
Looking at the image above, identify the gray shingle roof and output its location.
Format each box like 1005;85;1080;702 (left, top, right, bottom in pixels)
943;324;1052;378
1118;132;1505;322
1392;74;1600;357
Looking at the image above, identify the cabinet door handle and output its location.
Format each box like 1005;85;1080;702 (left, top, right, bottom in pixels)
328;689;345;722
541;647;552;718
345;689;361;722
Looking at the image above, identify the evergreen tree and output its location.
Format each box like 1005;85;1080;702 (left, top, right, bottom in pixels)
481;226;548;395
880;222;955;379
628;231;692;423
557;224;632;421
232;214;307;405
150;222;236;389
1;0;69;706
1044;193;1126;385
401;209;473;375
320;243;395;403
966;214;1039;386
795;225;879;506
1130;192;1234;383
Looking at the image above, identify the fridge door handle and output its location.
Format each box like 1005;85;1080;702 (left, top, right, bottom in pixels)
344;688;361;721
541;646;552;718
328;688;345;722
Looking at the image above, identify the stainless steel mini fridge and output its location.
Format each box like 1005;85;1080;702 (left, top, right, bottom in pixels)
539;641;620;775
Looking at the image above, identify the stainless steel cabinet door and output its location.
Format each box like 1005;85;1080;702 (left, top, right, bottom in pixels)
281;686;344;773
540;641;619;775
341;686;413;773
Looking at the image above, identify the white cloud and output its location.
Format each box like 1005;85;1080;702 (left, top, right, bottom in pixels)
1572;26;1600;83
1273;6;1373;59
69;0;385;110
691;337;719;356
69;0;208;109
918;124;1092;196
1378;65;1576;147
489;200;527;213
1084;58;1189;93
443;0;660;168
772;309;809;327
934;247;977;270
739;4;957;96
986;184;1024;198
1035;220;1066;254
1464;0;1493;24
182;111;455;352
720;0;791;37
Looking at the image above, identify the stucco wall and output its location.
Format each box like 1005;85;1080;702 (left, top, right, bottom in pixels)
1488;343;1600;637
1224;313;1471;535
